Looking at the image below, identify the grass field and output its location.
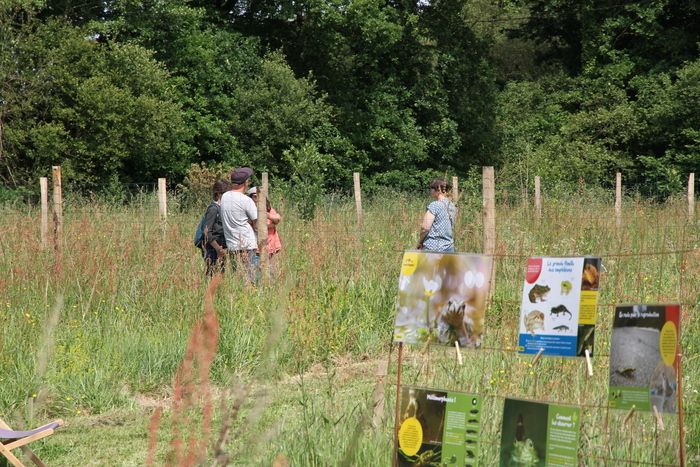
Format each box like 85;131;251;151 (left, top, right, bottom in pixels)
0;189;698;466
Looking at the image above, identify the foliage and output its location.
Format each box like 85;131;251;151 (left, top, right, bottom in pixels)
0;0;698;197
283;143;332;220
230;52;356;181
0;15;193;190
178;162;235;209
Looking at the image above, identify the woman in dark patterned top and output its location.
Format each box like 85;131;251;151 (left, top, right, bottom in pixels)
416;178;457;252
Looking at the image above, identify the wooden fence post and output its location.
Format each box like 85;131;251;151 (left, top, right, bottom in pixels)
158;178;167;221
371;358;390;429
451;176;459;203
534;176;542;219
688;173;695;222
615;172;622;228
52;166;63;256
40;177;48;250
353;172;363;224
257;172;269;277
483;167;496;300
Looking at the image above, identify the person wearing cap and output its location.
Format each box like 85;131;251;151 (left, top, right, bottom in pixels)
220;167;259;281
247;186;282;275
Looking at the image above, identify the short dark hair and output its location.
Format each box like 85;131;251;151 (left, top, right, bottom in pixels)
429;178;449;194
213;180;230;198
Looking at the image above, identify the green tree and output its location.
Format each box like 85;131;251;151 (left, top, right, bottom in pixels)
102;0;357;186
1;15;193;190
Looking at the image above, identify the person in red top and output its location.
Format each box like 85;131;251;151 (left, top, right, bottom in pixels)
247;187;282;273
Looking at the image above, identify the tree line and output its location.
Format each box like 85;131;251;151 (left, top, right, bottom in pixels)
1;0;698;200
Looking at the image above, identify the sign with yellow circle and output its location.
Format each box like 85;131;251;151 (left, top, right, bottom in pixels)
659;321;677;366
398;417;423;457
401;252;419;276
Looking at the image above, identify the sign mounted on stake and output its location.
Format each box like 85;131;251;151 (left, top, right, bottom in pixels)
500;398;580;467
609;304;680;413
397;387;482;467
518;257;601;357
393;251;493;348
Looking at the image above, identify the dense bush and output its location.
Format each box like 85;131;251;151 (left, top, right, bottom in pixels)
0;1;697;198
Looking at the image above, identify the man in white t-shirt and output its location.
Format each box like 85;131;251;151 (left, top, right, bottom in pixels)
220;167;259;281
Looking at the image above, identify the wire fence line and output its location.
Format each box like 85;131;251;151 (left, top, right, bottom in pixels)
5;172;697;465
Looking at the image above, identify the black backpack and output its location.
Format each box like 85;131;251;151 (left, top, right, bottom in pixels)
194;203;223;249
193;213;207;249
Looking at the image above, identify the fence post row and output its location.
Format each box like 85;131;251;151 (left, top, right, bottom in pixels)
51;166;63;256
353;172;363;224
482;167;496;302
688;173;695;222
615;172;622;228
40;177;49;250
158;178;167;221
534;175;542;219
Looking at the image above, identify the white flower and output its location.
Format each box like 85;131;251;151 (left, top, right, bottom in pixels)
464;271;475;288
399;275;410;291
422;276;441;297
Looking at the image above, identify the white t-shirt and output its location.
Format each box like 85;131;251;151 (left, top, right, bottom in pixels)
220;191;258;250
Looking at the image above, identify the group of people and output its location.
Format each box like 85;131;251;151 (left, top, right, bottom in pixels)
198;167;282;279
196;173;454;278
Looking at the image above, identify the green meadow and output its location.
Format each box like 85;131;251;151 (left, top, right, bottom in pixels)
0;190;698;466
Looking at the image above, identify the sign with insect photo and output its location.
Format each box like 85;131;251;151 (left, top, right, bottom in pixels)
397;386;482;467
518;257;601;357
609;304;680;413
393;251;493;348
500;398;580;467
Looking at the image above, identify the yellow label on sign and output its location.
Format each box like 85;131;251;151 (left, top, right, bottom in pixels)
401;252;419;276
578;291;598;325
659;321;677;366
398;417;423;457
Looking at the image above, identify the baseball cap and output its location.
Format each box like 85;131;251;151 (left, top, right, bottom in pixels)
230;167;253;185
247;186;257;195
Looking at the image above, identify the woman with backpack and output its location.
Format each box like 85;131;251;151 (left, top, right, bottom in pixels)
199;179;230;276
416;178;457;252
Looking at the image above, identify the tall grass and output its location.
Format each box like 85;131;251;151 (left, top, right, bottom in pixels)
0;189;697;465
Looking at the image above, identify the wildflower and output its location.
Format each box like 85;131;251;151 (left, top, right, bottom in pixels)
422;277;441;297
464;271;474;287
475;272;485;288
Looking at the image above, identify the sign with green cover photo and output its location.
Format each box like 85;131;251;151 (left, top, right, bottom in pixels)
397;386;482;467
609;304;680;413
500;398;580;467
393;252;493;347
518;257;601;357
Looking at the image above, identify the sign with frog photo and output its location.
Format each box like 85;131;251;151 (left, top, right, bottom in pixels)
500;398;580;467
518;257;601;357
609;304;680;413
397;386;482;467
393;251;493;348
